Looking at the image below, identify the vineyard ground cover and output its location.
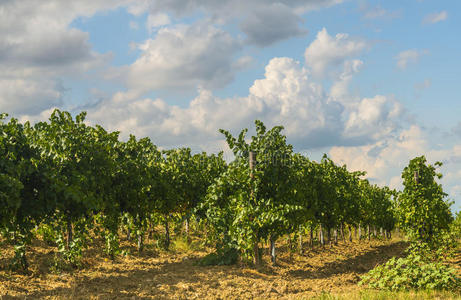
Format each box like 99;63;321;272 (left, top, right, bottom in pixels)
0;232;423;299
311;289;461;300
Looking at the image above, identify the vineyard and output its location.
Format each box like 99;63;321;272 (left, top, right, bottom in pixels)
1;109;460;299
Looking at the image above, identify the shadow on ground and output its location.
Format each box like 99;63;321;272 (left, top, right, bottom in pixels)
1;240;409;300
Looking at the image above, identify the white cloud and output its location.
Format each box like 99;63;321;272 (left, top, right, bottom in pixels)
0;0;346;115
344;95;403;143
329;125;427;189
304;28;367;78
146;13;171;32
124;22;243;93
330;59;363;100
88;57;343;149
129;0;343;46
330;126;461;208
129;0;344;19
17;107;61;125
395;49;428;70
0;0;125;69
0;0;127;114
0;79;64;115
239;3;308;46
423;11;448;24
86;31;400;151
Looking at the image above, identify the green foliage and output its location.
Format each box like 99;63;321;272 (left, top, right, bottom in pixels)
196;247;239;266
205;120;301;261
360;245;460;291
396;156;453;246
451;211;461;239
36;223;57;245
204;120;397;261
54;219;90;267
1;109;456;279
0;114;50;270
9;232;29;271
312;289;461;300
359;180;396;233
361;157;459;292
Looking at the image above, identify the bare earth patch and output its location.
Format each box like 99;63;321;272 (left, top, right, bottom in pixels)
1;239;409;299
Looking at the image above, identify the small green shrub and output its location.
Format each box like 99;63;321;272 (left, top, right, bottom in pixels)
360;249;460;291
196;247;239;266
10;237;28;271
36;223;57;245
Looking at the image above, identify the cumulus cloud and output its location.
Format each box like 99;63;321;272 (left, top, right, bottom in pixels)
0;79;64;115
87;42;401;151
344;95;403;143
423;11;448;24
330;59;363;100
304;28;367;78
129;0;344;19
240;3;308;47
0;0;122;70
89;57;342;149
124;22;243;93
0;0;127;115
330;125;428;189
130;0;343;46
0;0;346;115
330;126;461;207
395;49;428;69
146;13;171;32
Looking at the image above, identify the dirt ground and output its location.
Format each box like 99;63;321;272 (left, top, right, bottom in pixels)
0;235;413;300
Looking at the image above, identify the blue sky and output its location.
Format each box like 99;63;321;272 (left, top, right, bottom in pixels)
1;0;461;207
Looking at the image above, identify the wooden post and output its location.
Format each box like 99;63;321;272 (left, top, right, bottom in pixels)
319;224;324;247
298;225;303;254
185;217;189;236
270;235;276;265
127;227;131;241
288;234;293;260
137;232;144;252
164;215;170;250
249;151;256;178
340;224;345;242
348;225;352;242
414;170;425;240
66;214;73;250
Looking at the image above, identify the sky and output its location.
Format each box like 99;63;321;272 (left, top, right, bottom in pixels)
1;0;461;208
